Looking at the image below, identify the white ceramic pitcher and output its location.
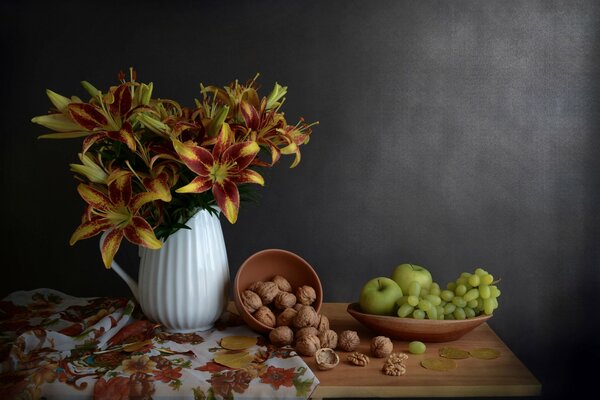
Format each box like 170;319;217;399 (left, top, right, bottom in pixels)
100;208;230;332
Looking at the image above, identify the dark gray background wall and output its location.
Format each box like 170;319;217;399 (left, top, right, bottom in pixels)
1;0;598;398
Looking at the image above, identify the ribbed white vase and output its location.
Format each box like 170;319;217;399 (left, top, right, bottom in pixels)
103;208;230;332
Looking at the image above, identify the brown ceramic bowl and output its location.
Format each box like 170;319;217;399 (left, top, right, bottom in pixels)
233;249;323;334
347;303;492;342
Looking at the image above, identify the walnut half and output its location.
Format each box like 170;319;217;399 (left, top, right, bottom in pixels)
347;352;370;366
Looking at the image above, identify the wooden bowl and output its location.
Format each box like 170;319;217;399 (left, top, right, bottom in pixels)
233;249;323;334
346;303;492;342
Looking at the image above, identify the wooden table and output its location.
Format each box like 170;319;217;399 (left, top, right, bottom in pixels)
304;303;541;398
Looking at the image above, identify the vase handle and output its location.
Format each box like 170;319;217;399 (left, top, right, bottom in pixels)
99;231;140;302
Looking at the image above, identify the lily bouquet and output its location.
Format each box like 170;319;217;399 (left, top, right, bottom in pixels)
32;69;316;268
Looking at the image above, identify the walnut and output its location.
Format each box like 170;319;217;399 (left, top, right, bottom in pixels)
293;303;303;311
315;348;339;370
240;290;262;313
255;281;279;305
276;308;297;327
338;330;360;352
273;292;296;310
269;326;294;347
382;353;408;376
253;306;276;327
347;352;370;366
295;334;320;356
316;314;329;333
371;336;393;358
296;285;316;305
318;329;338;349
271;275;292;292
295;327;319;340
247;281;264;292
293;306;319;329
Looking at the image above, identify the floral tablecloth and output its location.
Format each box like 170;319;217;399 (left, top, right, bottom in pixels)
0;289;319;399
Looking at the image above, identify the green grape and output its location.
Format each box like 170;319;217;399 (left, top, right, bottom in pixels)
397;303;414;318
481;273;494;285
413;309;426;319
446;282;456;291
408;281;421;297
490;286;501;298
418;299;432;312
424;294;442;306
460;272;472;279
479;284;491;299
464;307;476;318
443;303;456;315
452;296;467;308
455;277;468;286
435;305;444;316
407;295;420;307
446;313;455;320
426;306;438;320
467;299;479;309
491;297;498;309
483;298;494;315
440;290;455;302
419;287;430;297
455;284;467;296
429;282;441;296
408;341;426;354
476;298;484;310
475;267;487;276
396;296;409;306
468;274;481;287
437;312;445;320
463;288;480;302
453;307;466;320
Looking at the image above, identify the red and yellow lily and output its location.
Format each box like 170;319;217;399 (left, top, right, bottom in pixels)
69;171;164;268
172;124;264;224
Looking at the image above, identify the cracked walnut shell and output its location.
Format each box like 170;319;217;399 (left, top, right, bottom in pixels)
240;290;262;313
253;306;276;328
315;348;339;370
371;336;393;358
338;330;360;352
274;292;296;310
269;326;294;347
296;285;317;305
271;275;292;292
295;334;321;356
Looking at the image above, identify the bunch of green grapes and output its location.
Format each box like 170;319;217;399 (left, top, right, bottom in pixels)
396;267;501;320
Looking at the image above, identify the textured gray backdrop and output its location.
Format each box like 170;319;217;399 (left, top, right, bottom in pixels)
1;0;598;398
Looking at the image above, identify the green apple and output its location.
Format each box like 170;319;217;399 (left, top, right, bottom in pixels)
391;263;433;294
359;277;404;315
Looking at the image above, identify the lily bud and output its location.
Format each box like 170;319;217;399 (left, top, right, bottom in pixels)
137;113;170;135
69;153;108;184
266;83;287;109
80;81;100;97
140;82;153;105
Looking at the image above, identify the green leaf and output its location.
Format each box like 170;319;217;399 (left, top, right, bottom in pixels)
293;376;314;398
